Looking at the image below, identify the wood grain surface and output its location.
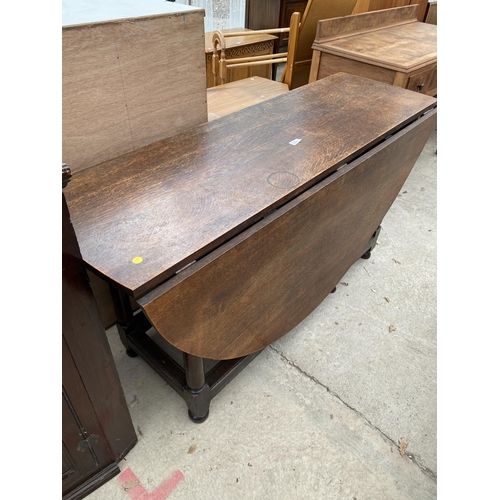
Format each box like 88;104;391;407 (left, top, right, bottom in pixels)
314;4;417;41
207;76;289;120
315;53;397;84
288;0;358;89
62;11;207;172
312;13;436;72
65;73;436;298
139;108;437;359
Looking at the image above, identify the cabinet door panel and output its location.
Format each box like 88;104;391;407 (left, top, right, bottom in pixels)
62;336;113;496
279;0;308;46
62;394;98;492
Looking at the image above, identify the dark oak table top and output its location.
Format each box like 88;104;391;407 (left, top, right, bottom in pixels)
64;73;436;298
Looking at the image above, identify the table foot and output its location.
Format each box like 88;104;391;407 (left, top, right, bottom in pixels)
361;249;371;260
359;226;381;260
183;354;211;422
188;409;210;424
126;348;138;358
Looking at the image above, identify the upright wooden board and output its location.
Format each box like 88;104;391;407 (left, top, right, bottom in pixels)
139;109;437;359
62;9;207;172
289;0;357;89
410;0;429;22
313;3;418;41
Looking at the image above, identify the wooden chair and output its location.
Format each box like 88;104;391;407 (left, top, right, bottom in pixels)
207;12;301;121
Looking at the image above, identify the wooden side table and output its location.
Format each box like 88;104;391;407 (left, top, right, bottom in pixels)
309;5;437;96
205;28;277;87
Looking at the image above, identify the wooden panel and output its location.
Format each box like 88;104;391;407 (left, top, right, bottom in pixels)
205;29;276;87
64;74;436;298
62;24;131;172
207;77;289;120
289;0;357;89
62;11;207;172
62;337;113;495
410;0;429;22
279;0;308;46
316;52;397;84
246;0;281;29
139;109;437;359
314;4;418;41
63;189;137;459
295;0;357;63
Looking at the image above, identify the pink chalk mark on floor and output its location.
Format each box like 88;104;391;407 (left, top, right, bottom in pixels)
118;467;184;500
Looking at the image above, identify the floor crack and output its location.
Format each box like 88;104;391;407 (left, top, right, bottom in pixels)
268;345;437;481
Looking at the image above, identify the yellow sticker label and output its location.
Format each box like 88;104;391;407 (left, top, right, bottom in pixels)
132;256;143;264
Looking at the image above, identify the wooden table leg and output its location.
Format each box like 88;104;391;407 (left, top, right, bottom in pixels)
183;353;211;423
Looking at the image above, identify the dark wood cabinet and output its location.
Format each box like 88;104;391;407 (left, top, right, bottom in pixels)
279;0;308;46
62;165;137;500
246;0;281;30
246;0;306;47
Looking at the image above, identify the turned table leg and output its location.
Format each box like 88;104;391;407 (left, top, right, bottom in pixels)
183;353;211;423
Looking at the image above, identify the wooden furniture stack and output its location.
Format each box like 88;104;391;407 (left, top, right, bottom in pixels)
207;12;300;121
205;28;277;87
63;166;137;499
246;0;431;89
62;0;208;328
64;73;437;423
309;5;437;96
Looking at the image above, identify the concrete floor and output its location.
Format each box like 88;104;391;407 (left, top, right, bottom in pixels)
88;129;437;500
